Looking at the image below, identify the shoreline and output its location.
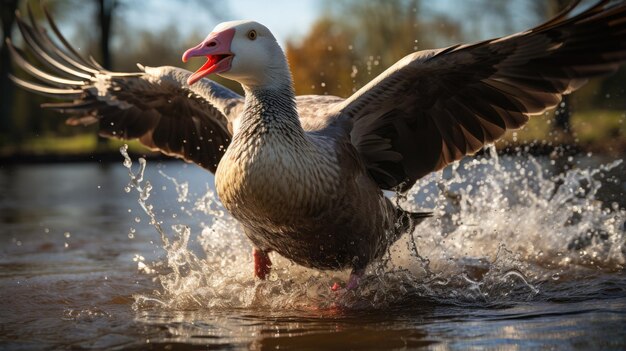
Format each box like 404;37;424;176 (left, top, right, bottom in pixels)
1;141;622;166
0;151;170;166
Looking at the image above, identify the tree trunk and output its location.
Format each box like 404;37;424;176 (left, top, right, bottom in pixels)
97;0;116;70
96;0;117;149
0;0;19;144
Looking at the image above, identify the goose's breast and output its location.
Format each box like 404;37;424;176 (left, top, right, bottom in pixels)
215;137;342;227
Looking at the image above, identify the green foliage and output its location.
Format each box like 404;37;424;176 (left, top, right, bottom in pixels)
0;133;149;156
499;110;626;155
571;110;625;144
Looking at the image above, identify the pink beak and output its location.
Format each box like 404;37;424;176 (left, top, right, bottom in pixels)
182;28;236;85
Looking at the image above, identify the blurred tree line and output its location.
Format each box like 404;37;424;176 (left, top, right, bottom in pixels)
1;0;624;154
0;0;232;151
292;0;625;101
286;0;625;143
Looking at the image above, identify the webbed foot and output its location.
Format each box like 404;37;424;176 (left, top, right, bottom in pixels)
331;268;365;291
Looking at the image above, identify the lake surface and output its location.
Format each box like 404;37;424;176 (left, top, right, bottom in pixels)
1;149;625;350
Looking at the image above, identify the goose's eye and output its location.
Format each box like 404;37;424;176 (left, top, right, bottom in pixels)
247;30;257;40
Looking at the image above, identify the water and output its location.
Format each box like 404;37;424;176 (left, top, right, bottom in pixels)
1;148;625;350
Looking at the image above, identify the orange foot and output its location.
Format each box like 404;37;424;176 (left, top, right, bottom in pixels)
331;268;365;291
253;249;272;279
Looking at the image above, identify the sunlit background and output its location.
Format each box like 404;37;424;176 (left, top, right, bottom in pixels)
0;0;624;159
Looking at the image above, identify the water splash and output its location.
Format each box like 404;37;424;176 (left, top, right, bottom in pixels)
126;145;625;311
120;145;168;247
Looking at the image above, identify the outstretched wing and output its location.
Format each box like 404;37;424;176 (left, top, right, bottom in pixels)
335;0;626;191
9;7;243;173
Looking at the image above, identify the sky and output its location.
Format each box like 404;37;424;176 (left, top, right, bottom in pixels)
123;0;321;48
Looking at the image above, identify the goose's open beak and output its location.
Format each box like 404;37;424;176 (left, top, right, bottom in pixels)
182;28;236;86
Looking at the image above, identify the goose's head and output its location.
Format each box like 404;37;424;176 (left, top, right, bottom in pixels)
182;20;289;88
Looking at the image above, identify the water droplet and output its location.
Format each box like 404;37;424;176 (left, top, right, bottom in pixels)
268;272;278;282
135;217;141;223
64;232;71;238
551;273;560;280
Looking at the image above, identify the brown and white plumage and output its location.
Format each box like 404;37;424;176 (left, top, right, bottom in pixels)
10;1;626;288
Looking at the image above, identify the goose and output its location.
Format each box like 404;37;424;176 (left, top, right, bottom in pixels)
9;1;626;290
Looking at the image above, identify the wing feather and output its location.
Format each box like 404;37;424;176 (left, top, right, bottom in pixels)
10;9;244;173
334;0;626;191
